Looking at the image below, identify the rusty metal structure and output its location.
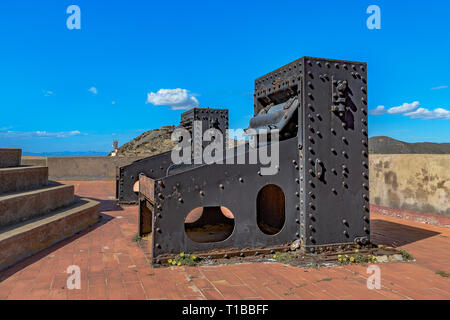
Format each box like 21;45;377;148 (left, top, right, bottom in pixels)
116;107;229;204
118;56;370;264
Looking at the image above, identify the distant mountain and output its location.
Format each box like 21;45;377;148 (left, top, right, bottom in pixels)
369;136;450;154
22;151;109;157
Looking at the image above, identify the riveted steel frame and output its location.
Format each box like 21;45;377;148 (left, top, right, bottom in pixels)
117;108;229;205
298;57;369;250
145;139;300;263
135;56;369;262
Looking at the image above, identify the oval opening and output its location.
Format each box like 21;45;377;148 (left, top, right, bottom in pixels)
133;180;139;195
257;184;285;235
185;206;234;243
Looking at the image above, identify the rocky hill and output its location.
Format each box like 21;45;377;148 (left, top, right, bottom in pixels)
110;126;177;157
369;136;450;154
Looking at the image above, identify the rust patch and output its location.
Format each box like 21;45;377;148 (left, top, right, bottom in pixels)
387;189;400;208
384;171;398;190
403;187;414;198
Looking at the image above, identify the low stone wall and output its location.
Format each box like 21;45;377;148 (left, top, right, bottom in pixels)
22;156;144;180
369;154;449;217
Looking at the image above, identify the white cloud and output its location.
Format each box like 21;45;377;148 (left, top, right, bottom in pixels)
88;86;98;95
370;100;450;120
404;108;450;120
0;130;85;139
387;101;420;114
369;105;386;115
431;85;448;90
146;88;199;110
43;90;54;97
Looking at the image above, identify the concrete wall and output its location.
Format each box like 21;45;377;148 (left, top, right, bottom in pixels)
22;154;449;217
369;154;450;216
22;156;144;180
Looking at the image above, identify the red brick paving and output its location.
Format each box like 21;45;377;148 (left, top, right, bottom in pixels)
0;181;448;300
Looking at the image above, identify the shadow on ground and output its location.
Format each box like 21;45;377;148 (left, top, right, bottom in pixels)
371;219;440;247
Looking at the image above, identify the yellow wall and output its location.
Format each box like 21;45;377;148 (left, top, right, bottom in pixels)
369;154;449;216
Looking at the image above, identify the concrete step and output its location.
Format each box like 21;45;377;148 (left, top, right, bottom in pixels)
0;183;74;228
0;149;21;168
0;166;49;195
0;198;99;271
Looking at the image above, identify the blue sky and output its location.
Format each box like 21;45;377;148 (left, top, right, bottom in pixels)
0;0;449;154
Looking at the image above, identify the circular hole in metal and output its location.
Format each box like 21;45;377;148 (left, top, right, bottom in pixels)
257;184;285;235
133;180;139;195
185;206;234;243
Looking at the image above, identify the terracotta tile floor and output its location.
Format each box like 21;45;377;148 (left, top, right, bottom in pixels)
0;181;448;300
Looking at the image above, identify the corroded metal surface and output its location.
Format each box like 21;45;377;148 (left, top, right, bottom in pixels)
125;57;370;264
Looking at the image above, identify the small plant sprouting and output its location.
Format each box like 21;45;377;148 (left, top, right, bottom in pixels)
436;270;450;278
168;252;200;266
338;249;377;265
132;233;142;242
399;249;414;261
272;252;294;263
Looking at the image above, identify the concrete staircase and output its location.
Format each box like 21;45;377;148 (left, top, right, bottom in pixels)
0;148;100;271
